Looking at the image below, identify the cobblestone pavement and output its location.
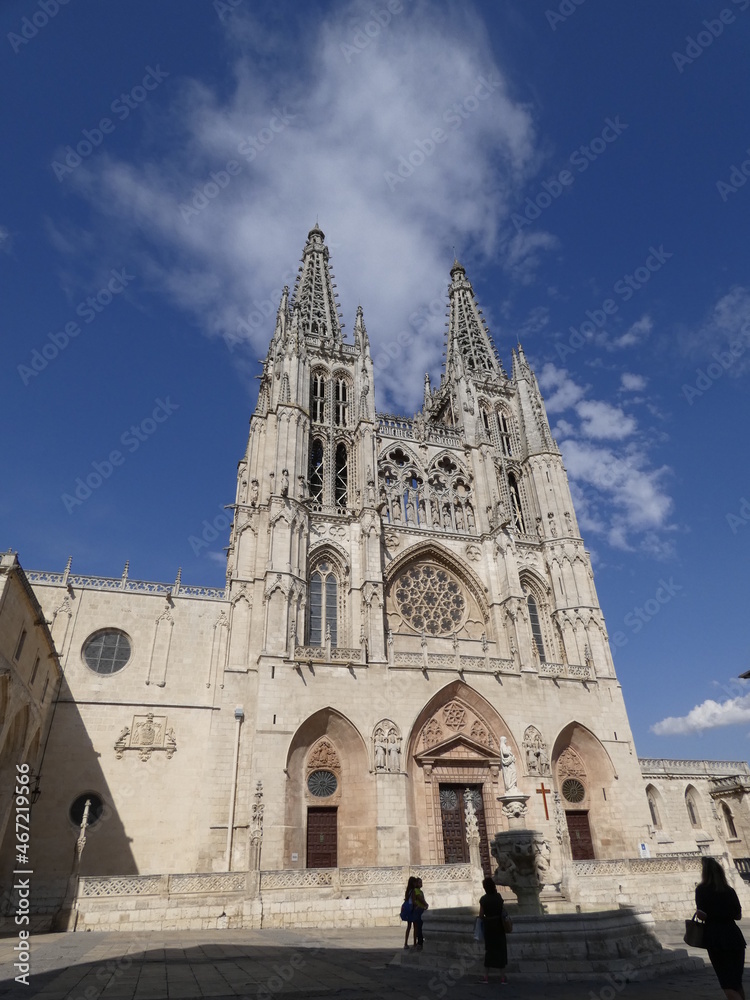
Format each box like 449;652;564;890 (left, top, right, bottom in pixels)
0;922;745;1000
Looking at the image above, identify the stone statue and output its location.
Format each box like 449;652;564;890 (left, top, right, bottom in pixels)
387;734;401;772
374;733;387;771
250;479;259;506
500;736;518;791
281;469;289;496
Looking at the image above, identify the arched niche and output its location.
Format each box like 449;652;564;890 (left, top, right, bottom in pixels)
283;708;375;869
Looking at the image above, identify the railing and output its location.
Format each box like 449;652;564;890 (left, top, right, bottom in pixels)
573;853;702;877
79;872;248;898
376;413;463;448
260;863;475;890
538;662;591;680
735;858;750;883
391;650;517;675
639;758;750;777
27;570;226;601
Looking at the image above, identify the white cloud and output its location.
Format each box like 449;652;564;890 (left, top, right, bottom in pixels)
504;230;559;285
608;314;652;349
652;691;750;736
60;2;539;412
620;372;646;391
539;362;673;551
0;224;12;255
680;286;750;377
576;399;636;440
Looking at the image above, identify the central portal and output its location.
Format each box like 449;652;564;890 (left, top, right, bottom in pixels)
439;784;492;873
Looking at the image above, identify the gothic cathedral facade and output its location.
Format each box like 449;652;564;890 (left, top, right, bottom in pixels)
11;226;748;926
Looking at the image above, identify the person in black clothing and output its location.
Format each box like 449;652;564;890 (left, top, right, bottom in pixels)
695;856;745;1000
478;876;508;985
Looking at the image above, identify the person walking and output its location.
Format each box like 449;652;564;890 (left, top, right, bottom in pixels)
695;857;745;1000
478;876;508;985
412;877;429;950
402;876;418;949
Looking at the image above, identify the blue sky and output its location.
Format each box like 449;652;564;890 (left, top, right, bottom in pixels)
2;0;750;762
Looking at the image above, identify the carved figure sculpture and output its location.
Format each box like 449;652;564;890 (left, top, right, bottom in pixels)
499;736;518;791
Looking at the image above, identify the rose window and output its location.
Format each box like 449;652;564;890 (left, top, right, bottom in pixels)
393;564;467;635
307;770;338;797
562;778;585;803
440;789;458;810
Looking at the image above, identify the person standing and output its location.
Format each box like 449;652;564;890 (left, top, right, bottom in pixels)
412;877;429;950
402;876;417;949
479;876;508;985
695;857;745;1000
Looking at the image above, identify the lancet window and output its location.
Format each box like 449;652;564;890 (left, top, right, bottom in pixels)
334;378;349;426
722;802;738;839
334;443;348;508
311;373;326;423
308;439;324;505
308;561;338;647
508;472;526;534
378;449;475;535
526;594;546;663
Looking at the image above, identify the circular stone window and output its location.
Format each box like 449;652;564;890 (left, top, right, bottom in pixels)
307;770;337;797
69;793;104;829
393;564;467;636
562;778;585;803
83;630;132;675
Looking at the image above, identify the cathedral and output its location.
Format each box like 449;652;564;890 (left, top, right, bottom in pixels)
2;225;748;931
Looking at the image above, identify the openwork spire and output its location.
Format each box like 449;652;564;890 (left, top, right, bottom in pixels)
445;261;502;377
291;225;343;343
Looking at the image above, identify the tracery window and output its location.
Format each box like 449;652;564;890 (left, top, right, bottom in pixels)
308;562;338;646
334;443;348;508
311;374;326;423
508;472;526;534
308;439;324;504
392;563;466;636
497;412;513;456
334;378;348;426
526;594;546;663
378;450;475;535
647;790;661;829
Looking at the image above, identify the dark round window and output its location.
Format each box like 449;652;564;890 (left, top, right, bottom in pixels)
562;778;585;803
307;770;337;797
83;630;131;675
69;794;104;828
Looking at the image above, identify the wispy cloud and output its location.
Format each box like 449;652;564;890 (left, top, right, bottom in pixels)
652;690;750;735
539;362;674;552
56;1;539;412
679;286;750;377
620;372;647;391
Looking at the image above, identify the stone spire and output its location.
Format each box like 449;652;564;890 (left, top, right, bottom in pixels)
353;304;370;356
291;224;344;343
444;260;503;378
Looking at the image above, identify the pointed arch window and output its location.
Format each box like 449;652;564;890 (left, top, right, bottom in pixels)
685;789;701;828
497;412;513;457
335;443;348;508
722;802;738;839
311;374;326;423
309;562;338;646
508;473;526;534
334;378;349;427
526;594;546;663
309;439;324;504
646;789;661;829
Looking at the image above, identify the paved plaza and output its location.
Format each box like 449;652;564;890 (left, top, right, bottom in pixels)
0;921;746;1000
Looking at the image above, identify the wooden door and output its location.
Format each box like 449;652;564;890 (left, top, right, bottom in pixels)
439;785;493;874
307;807;337;868
566;810;595;860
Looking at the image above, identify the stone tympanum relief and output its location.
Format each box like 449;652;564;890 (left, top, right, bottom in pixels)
523;725;551;776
